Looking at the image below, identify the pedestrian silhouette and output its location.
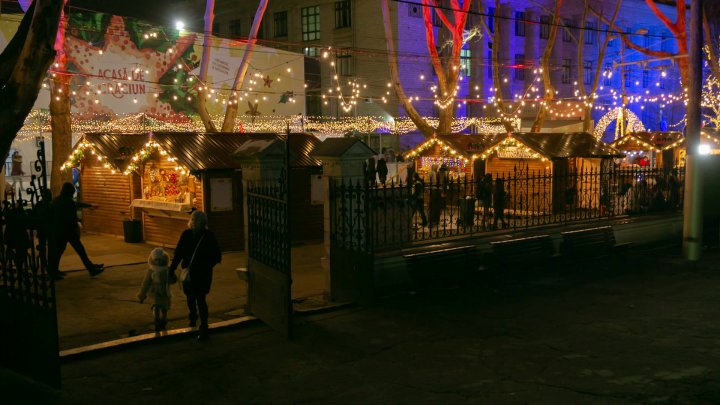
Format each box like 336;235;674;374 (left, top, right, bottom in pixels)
48;182;104;279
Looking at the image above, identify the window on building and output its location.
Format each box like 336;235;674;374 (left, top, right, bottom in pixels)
540;15;550;39
515;12;526;37
642;70;649;88
302;6;321;41
212;22;220;35
562;19;573;42
583;61;593;85
514;54;525;81
229;19;241;37
335;0;351;28
562;58;571;84
408;3;422;18
643;32;652;48
304;47;319;57
274;11;288;37
624;66;633;87
460;48;471;77
604;63;612;86
487;48;493;79
584;21;596;45
487;7;495;34
337;49;353;75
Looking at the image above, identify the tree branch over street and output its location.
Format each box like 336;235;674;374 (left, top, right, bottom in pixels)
0;0;64;162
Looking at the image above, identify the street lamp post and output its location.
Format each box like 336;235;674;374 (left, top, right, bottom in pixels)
682;0;704;260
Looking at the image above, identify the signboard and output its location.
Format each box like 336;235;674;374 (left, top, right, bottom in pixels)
496;145;537;159
210;178;233;212
1;12;305;123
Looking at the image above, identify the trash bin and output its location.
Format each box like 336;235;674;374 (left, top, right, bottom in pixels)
122;219;143;243
457;197;476;226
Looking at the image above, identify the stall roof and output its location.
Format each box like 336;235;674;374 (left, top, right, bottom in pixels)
311;138;376;157
83;133;149;171
153;132;321;170
77;132;321;172
513;132;624;158
408;133;622;160
611;131;684;151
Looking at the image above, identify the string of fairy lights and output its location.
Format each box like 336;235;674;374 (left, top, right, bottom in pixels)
15;111;508;142
404;135;547;164
3;4;713;145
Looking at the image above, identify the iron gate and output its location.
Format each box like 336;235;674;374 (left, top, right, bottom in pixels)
0;141;60;388
328;178;374;304
246;169;292;338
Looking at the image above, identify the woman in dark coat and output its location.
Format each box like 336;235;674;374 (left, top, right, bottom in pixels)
170;210;221;340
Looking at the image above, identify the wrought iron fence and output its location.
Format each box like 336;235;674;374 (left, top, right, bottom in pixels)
0;140;60;388
330;166;684;253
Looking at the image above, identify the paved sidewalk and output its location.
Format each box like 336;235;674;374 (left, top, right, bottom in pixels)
6;242;720;404
56;232;327;350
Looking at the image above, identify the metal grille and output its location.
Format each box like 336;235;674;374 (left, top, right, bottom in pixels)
246;176;290;273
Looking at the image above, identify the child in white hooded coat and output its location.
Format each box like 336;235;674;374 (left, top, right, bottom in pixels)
138;248;172;332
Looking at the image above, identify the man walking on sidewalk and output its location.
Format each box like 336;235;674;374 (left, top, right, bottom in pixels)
48;182;104;280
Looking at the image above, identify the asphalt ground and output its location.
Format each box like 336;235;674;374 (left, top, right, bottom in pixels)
6;239;720;404
54;233;327;350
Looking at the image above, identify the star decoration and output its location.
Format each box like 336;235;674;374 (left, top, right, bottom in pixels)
263;75;273;88
245;101;261;123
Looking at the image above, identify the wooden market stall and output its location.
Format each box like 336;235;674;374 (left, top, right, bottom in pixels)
72;132;322;251
609;131;684;170
404;133;623;214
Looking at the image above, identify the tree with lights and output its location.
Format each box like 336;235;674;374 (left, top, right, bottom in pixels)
381;0;472;137
48;1;74;195
221;0;268;132
483;0;517;133
529;0;563;132
576;0;621;133
703;39;720;128
0;0;64;164
195;0;268;132
196;0;216;132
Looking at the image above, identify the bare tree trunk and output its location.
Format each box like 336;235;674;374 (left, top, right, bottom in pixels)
197;0;217;132
381;0;434;137
50;2;72;196
578;0;621;133
221;0;268;132
531;0;563;132
50;70;72;195
0;0;64;162
491;0;515;133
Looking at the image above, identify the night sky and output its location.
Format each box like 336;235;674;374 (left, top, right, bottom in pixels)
68;0;180;25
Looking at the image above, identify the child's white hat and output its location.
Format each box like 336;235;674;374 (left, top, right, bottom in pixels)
148;248;169;266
